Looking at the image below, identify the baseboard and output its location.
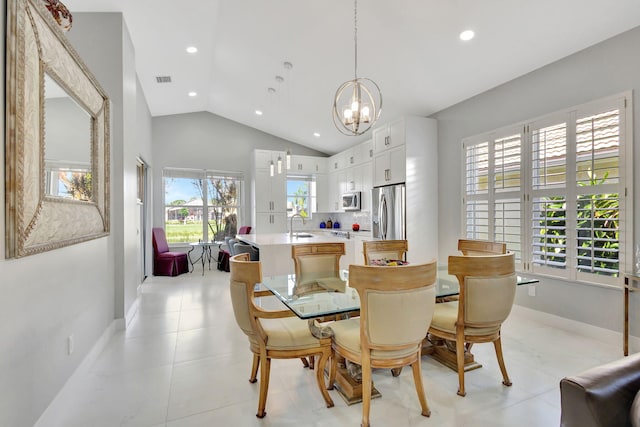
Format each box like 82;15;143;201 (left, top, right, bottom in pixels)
125;287;142;328
34;318;124;427
512;304;640;352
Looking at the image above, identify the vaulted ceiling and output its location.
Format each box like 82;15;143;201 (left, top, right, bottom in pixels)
64;0;640;154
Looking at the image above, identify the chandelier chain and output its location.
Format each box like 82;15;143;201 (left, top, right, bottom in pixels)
354;0;358;80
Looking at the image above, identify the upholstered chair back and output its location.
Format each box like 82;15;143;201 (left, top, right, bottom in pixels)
349;262;436;356
292;243;345;281
362;240;408;264
448;252;516;332
229;253;260;348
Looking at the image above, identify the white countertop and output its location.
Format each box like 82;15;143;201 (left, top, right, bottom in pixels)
236;232;351;247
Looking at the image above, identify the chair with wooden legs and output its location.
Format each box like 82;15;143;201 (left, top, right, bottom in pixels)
428;252;517;396
362;239;408;264
328;261;437;427
229;253;334;418
291;242;346;369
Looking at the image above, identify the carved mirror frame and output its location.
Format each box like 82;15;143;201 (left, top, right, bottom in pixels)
5;0;110;258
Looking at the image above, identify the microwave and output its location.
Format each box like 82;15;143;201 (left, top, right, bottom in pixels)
342;192;361;211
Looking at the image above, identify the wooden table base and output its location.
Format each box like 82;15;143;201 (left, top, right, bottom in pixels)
422;337;483;372
327;364;381;405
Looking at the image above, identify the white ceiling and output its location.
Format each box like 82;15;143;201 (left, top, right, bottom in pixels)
63;0;640;155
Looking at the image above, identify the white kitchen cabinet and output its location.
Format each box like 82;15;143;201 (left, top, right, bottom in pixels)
314;174;331;213
253;149;287;233
360;161;372;212
373;145;406;187
373;118;405;154
255;212;287;232
289;155;326;174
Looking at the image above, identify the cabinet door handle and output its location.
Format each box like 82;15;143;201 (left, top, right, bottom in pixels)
350;156;354;164
369;149;373;158
385;169;390;181
384;136;390;146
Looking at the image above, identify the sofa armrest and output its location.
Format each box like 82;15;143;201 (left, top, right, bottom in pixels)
560;352;640;427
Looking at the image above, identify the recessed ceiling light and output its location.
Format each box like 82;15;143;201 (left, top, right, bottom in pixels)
313;132;320;137
186;46;198;53
188;91;197;97
255;110;263;116
460;30;475;41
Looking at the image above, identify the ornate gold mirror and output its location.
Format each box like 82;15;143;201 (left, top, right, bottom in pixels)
5;0;110;258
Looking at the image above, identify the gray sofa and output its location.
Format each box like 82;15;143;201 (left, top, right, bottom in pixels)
560;352;640;427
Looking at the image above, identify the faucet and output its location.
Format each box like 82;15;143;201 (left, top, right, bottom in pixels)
290;213;306;238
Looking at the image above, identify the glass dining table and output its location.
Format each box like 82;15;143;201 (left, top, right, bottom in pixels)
260;266;538;320
259;265;538;405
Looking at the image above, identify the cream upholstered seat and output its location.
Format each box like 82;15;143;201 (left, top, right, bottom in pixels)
229;253;333;418
428;252;517;396
328;261;437;427
362;239;408;264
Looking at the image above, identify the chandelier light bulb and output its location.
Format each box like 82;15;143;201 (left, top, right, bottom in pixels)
269;161;275;177
286;149;291;169
277;156;283;174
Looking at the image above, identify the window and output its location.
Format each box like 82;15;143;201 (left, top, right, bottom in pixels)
463;93;632;286
287;175;313;217
45;161;92;201
163;169;244;244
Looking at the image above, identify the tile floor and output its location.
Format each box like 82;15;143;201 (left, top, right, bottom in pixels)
35;267;622;427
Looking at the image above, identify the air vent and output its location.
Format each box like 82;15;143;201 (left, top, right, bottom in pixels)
155;76;172;83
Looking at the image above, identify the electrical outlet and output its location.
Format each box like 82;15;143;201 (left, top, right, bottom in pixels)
67;335;74;355
528;285;536;297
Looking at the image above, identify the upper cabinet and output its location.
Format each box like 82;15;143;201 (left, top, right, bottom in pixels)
373;118;405;154
289;155;327;174
252;149;287;233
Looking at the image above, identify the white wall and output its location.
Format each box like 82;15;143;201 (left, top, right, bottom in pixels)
151;112;326;230
432;25;640;335
0;6;115;427
68;13;147;322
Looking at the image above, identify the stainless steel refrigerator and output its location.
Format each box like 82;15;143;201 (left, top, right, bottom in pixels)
372;183;406;240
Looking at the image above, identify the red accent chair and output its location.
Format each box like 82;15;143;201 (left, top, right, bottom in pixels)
152;227;189;276
238;225;252;234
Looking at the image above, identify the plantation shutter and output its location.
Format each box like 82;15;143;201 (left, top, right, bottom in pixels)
574;101;623;285
493;131;523;266
463;139;490;240
530;118;569;278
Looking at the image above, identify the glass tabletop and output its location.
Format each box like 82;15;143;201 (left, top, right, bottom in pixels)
260;266;538;319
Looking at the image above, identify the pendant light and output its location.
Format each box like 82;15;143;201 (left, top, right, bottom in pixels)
286;148;291;170
332;0;382;136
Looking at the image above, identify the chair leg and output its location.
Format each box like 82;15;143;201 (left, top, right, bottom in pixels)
361;355;372;427
315;350;334;408
249;354;259;383
300;357;310;368
256;355;271;418
328;352;337;390
493;336;512;387
456;337;466;396
410;356;431;417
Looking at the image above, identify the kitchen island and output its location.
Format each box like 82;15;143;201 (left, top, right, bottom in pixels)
235;232;361;276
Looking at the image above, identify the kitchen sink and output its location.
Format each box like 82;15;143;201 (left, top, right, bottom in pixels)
293;233;315;238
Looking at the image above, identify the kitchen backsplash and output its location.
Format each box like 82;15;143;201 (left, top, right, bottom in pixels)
292;211;372;232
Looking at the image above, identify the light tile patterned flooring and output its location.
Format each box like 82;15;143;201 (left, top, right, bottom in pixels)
36;268;622;426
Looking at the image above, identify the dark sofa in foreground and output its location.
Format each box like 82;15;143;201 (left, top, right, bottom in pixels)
560;352;640;427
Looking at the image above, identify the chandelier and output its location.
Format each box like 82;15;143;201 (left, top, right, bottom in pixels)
332;0;382;136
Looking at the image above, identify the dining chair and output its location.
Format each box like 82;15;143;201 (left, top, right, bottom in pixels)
228;253;334;418
362;239;408;264
291;242;346;286
428;252;517;396
457;238;506;255
151;227;189;276
291;242;346;368
328;261;437;427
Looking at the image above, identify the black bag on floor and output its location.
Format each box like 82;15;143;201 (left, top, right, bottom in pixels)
217;250;230;272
